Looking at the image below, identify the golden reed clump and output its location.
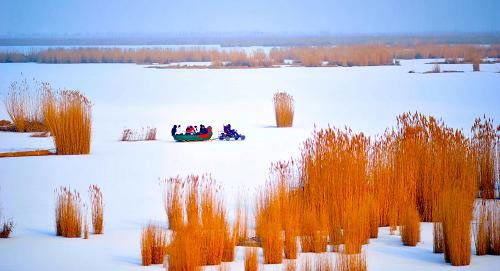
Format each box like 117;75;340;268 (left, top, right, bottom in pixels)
273;91;294;127
244;248;258;271
300;127;371;254
43;89;92;155
140;223;168;266
164;174;238;270
4;79;47;132
400;205;420;246
472;116;499;199
89;185;104;234
55;187;82;238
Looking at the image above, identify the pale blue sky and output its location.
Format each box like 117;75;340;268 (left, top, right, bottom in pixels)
1;0;499;35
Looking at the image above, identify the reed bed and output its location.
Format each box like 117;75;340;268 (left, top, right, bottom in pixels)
89;185;104;234
248;111;490;267
55;187;82;238
244;248;258;271
140;223;168;266
273;91;294;127
120;127;157;141
43;89;92;155
4;44;497;67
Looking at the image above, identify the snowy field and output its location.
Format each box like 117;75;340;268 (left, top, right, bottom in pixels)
0;60;499;270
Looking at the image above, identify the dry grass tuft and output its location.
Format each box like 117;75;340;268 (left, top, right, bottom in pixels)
43;89;92;154
431;63;441;73
120;127;157;141
273;91;294;127
30;131;50;137
55;187;82;238
140;223;168;266
244;247;258;271
0;218;14;238
89;185;104;234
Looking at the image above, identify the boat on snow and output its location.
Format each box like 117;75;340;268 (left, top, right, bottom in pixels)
173;126;213;142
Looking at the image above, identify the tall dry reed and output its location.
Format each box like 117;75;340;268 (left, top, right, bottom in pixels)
472;116;499;199
4;79;46;132
400;205;420;246
164;177;184;231
55;187;82;238
89;184;104;234
140;223;168;266
273;91;294;127
43;89;92;154
244;248;258;271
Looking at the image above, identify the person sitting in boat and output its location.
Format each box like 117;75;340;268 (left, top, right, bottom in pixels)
186;126;195;135
171;125;179;136
199;124;208;134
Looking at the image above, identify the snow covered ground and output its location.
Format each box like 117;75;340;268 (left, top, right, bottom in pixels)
0;60;499;270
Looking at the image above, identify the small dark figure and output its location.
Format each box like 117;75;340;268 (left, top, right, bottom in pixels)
171;125;178;136
199;124;208;134
224;124;232;134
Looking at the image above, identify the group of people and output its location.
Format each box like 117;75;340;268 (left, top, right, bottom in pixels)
171;124;210;136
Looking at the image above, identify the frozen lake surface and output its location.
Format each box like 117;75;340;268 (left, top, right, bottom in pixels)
0;60;499;270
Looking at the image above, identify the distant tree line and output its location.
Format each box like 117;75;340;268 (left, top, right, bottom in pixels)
0;44;498;67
